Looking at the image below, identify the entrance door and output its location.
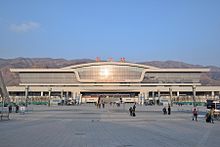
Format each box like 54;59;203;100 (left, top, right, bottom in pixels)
81;92;139;103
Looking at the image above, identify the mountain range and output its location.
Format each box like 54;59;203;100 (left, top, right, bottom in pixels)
0;57;220;86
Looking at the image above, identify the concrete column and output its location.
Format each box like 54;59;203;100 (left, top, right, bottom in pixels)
157;90;160;98
140;93;144;105
25;86;29;107
61;90;64;99
70;92;73;98
145;91;149;100
138;93;141;104
152;91;156;105
152;91;155;98
75;92;79;104
140;93;142;105
72;92;75;100
211;91;214;99
79;93;82;104
177;91;180;97
169;88;173;106
192;85;196;107
48;88;52;107
40;91;44;97
177;91;180;102
66;91;69;99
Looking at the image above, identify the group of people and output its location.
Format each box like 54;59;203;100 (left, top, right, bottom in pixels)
205;108;215;123
96;98;105;109
8;104;20;113
162;104;171;115
129;104;136;117
161;105;216;123
192;107;215;123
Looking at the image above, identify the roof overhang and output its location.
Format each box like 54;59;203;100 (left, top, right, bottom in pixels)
10;61;210;73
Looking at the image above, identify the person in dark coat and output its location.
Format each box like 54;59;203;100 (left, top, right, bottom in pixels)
163;107;167;115
132;104;136;117
168;104;171;115
8;105;12;113
102;102;105;108
133;104;136;112
129;107;132;116
206;112;211;123
15;105;19;113
192;108;198;121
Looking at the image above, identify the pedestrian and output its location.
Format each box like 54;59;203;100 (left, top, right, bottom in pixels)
8;105;12;113
15;104;19;113
133;104;136;112
129;107;132;116
132;104;136;117
168;104;171;115
132;108;136;117
192;107;198;121
210;108;214;123
205;111;211;123
163;107;167;115
102;102;105;108
97;97;101;109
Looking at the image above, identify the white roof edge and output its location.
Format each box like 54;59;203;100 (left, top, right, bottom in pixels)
61;62;159;69
10;62;210;73
10;68;74;72
17;83;201;86
147;68;210;72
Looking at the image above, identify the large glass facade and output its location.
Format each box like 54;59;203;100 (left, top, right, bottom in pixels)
17;63;203;84
20;72;78;84
142;72;201;83
77;65;143;82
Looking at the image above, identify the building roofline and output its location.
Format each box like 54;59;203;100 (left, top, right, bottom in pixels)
10;61;210;73
61;61;159;69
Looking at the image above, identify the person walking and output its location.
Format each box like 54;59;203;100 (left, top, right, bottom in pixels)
168;104;171;115
8;105;12;113
102;102;105;108
15;104;19;113
129;107;132;116
210;108;214;123
192;107;198;121
132;104;136;117
163;107;167;115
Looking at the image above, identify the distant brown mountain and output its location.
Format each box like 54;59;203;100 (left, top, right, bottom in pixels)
0;58;220;86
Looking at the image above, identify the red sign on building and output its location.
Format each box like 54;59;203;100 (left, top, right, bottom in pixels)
120;57;125;62
96;57;100;62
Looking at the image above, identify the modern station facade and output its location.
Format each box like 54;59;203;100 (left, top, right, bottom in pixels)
7;61;220;104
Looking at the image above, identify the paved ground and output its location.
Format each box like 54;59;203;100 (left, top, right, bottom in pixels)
0;104;219;147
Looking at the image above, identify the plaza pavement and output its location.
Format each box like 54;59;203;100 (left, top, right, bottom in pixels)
0;104;219;147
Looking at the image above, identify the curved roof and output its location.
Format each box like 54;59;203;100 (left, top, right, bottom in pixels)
61;62;159;70
10;61;210;73
10;61;210;84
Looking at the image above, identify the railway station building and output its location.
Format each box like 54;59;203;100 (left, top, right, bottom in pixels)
6;61;220;104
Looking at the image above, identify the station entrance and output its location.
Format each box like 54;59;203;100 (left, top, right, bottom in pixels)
81;92;139;103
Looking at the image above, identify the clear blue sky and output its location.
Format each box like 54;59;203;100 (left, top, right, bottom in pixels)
0;0;220;66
